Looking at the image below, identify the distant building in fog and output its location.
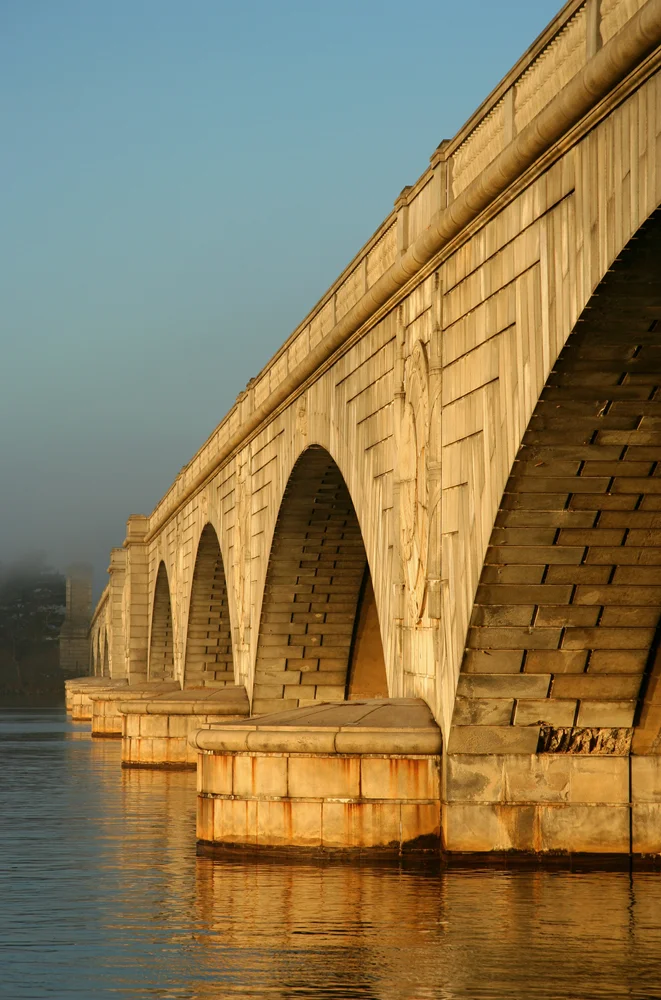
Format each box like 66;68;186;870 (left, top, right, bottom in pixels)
59;564;92;676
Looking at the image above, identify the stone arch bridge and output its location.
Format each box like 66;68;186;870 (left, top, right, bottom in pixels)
90;0;661;853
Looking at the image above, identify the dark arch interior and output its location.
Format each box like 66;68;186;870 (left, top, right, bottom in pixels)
456;208;661;748
184;524;234;688
148;562;175;682
252;446;388;715
102;632;109;677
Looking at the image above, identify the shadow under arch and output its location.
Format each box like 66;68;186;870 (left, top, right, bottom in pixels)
148;562;175;682
455;206;661;751
183;523;234;689
102;630;109;677
252;445;388;715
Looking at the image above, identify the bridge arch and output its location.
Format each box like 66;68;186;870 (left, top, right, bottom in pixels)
92;630;100;676
251;444;388;715
148;561;175;682
454;207;661;747
183;523;235;689
101;630;109;677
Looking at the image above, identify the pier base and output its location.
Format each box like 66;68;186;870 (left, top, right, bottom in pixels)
65;678;127;722
120;686;250;768
89;683;180;737
191;699;442;853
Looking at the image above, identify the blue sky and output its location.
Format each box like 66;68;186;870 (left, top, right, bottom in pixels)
1;0;561;593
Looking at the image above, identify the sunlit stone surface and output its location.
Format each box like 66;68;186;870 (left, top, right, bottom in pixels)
192;699;442;852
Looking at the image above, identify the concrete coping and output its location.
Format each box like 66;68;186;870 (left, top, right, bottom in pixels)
118;685;250;717
87;682;181;703
189;698;442;755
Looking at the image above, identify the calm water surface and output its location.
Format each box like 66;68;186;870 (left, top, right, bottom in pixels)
1;709;661;999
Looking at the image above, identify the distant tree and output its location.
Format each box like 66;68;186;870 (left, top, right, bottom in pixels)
0;555;66;686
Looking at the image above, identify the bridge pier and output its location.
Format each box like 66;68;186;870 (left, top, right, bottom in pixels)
192;700;442;853
118;686;249;768
88;682;180;737
65;677;127;722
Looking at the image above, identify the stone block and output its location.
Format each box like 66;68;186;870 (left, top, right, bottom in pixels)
251;698;300;715
252;684;285;699
502;755;572;803
525;650;588;673
557;528;625;545
576;700;637;727
216;798;258;846
514;699;577;727
400;803;441;848
534;606;600;627
480;566;546;584
457;674;551;698
360;757;439;801
567;756;629;804
562;627;655;649
197;795;214;843
314;685;346;701
462;650;524;673
600;607;661;627
546;565;612;583
135;739;153;764
467;626;562;649
470;605;535;627
552;675;641;699
149;738;170;762
453;697;513;725
478;584;571;607
489;527;558;544
298;670;347;686
290;801;322;847
631;756;661;803
443;803;536;852
632;804;661;854
256;800;289;846
166;715;189;738
588;650;648;673
538;804;630;853
288;755;360;798
260;669;302;685
233;754;287;798
448;726;540;754
248;730;337;753
445;754;504;803
321;801;401;849
198;753;233;795
139;715;169;739
487;545;584;564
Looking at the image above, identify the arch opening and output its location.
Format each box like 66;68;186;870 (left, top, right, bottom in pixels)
184;524;234;689
456;208;661;751
148;562;175;682
102;631;109;678
253;446;387;715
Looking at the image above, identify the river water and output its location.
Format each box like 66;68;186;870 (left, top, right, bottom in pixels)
2;709;661;1000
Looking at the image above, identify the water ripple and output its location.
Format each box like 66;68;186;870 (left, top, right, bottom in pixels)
1;709;660;999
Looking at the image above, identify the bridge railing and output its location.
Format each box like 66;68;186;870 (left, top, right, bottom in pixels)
147;0;652;538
